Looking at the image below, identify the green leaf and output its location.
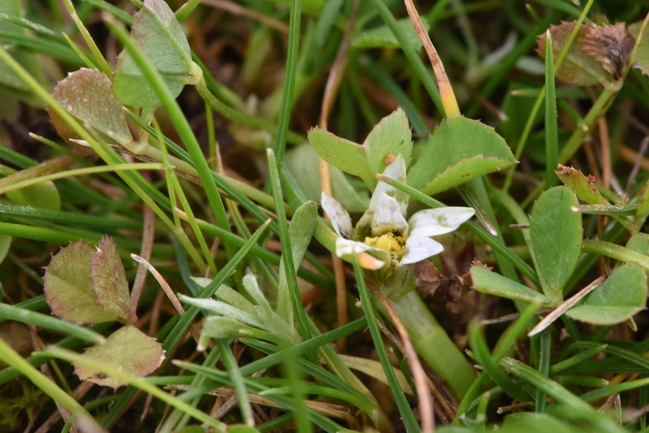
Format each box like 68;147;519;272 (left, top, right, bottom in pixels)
43;241;119;325
308;128;373;188
408;117;516;195
566;263;647;325
556;164;606;205
73;325;165;389
0;164;61;211
112;0;193;107
502;413;587;433
0;0;44;97
49;68;133;148
91;237;136;324
629;21;649;77
353;17;429;50
277;200;317;323
0;234;11;265
364;107;413;184
471;265;551;304
635;179;649;228
626;233;649;256
530;187;582;302
284;143;369;212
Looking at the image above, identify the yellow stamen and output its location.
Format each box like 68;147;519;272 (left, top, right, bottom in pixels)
364;232;405;262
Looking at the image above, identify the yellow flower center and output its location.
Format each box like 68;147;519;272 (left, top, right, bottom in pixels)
364;232;406;262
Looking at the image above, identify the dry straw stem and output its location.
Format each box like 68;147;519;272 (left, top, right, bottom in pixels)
403;0;460;118
318;0;361;350
369;283;434;433
131;254;204;348
528;275;606;337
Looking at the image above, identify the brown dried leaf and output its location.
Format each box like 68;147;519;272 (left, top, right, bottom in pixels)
537;22;613;86
583;23;634;78
413;260;444;297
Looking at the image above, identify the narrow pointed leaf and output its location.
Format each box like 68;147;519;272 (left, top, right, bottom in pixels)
530;187;582;302
43;241;119;325
277;200;317;323
566;264;647;325
471;265;551;304
73;325;164;389
91;236;136;324
408;117;516;195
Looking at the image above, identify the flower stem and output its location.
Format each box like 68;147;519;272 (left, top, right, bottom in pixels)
384;282;475;399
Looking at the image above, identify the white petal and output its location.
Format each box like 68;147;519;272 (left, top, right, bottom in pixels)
335;238;389;270
409;207;475;238
369;155;408;217
371;193;408;236
321;192;353;239
400;236;444;265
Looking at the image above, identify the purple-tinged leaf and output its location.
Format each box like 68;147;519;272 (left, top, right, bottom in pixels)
49;68;133;152
91;237;136;324
73;325;165;389
43;241;119;325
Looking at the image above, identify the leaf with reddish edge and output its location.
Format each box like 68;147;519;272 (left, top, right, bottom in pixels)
48;68;133;153
73;325;165;389
537;22;614;86
555;164;606;205
43;241;119;325
91;237;136;324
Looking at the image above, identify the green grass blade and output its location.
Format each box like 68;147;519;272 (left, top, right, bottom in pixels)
270;0;301;162
352;258;420;433
0;302;105;343
544;31;558;188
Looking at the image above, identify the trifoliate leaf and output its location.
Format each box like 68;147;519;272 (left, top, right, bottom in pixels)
43;241;119;325
112;0;194;107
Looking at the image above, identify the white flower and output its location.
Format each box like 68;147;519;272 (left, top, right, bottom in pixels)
321;155;475;271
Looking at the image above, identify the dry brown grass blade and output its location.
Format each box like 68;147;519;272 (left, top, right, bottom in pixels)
318;0;361;351
369;283;434;433
528;275;606;337
403;0;460;118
